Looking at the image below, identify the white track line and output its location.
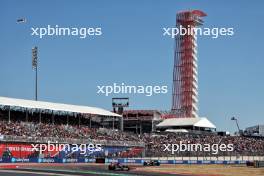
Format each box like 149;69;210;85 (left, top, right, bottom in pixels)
0;170;75;176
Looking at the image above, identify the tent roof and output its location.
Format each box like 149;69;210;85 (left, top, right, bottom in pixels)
193;118;216;129
157;117;216;129
0;96;121;117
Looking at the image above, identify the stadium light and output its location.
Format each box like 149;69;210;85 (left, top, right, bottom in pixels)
32;46;38;101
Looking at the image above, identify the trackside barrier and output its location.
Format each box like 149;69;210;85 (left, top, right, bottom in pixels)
0;158;248;164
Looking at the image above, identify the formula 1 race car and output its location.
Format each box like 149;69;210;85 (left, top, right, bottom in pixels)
108;162;130;171
143;160;160;166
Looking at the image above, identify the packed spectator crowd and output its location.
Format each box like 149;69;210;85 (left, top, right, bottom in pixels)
0;121;139;142
0;120;263;157
142;133;264;157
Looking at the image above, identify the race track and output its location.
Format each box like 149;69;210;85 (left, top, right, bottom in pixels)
0;163;189;176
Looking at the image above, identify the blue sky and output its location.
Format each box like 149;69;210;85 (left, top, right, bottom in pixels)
0;0;263;132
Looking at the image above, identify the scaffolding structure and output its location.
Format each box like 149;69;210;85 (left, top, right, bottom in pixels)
172;10;206;118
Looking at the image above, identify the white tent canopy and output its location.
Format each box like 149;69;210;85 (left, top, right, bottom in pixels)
157;117;216;129
193;118;216;129
0;96;121;117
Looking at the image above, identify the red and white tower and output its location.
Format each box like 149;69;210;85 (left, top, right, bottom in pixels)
172;10;206;118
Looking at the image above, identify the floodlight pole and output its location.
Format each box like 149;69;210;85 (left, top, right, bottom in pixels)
8;106;11;123
35;66;38;101
32;46;38;101
120;116;123;131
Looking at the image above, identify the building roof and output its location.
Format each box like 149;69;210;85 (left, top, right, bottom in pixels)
157;117;216;129
123;110;160;115
0;96;121;117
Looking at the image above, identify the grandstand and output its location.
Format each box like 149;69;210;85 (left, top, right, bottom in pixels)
0;96;144;160
0;96;263;162
244;125;264;137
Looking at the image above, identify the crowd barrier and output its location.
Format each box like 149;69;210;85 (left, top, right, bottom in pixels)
254;160;264;168
0;157;248;165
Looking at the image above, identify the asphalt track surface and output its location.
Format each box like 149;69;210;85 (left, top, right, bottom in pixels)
0;164;190;176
